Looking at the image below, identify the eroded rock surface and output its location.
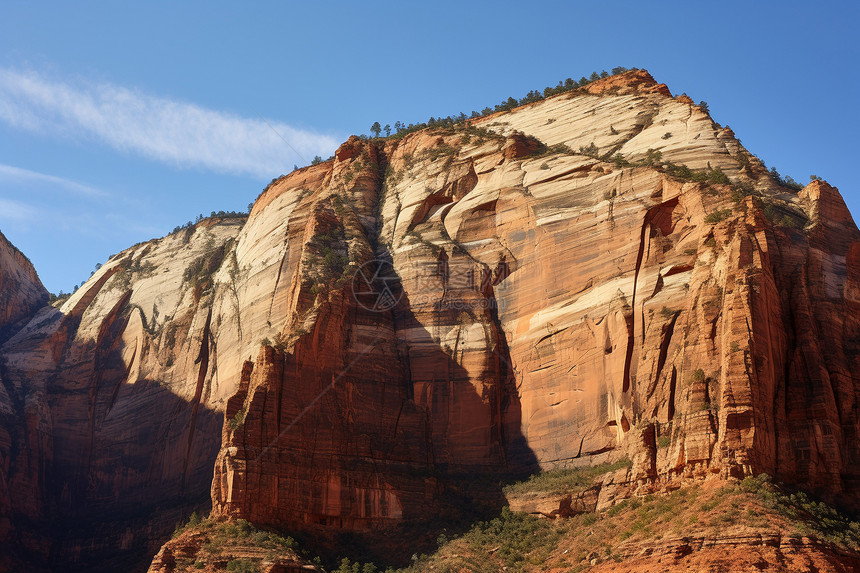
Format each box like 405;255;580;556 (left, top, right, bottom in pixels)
0;70;857;571
208;71;860;563
0;230;49;571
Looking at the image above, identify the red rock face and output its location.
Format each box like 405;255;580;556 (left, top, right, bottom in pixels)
581;69;672;97
0;71;859;571
0;223;241;571
211;144;533;561
211;123;860;564
0;230;48;571
744;183;860;498
0;229;47;337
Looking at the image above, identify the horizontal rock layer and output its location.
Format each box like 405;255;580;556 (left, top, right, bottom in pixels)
0;70;856;570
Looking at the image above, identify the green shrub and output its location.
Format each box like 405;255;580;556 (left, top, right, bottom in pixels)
612;153;631;167
704;209;732;224
579;142;599;158
779;214;802;229
422;144;456;162
183;241;231;299
503;459;631;496
730;185;755;204
334;557;380;573
641;148;662;166
543;142;574;155
768;167;803;190
360;67;639;142
700;499;719;512
226;558;258;573
660;161;729;185
740;475;765;493
782;175;803;190
465;507;558;568
228;405;247;429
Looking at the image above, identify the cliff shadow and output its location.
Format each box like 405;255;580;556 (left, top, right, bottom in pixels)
46;379;222;573
315;272;539;568
0;302;224;573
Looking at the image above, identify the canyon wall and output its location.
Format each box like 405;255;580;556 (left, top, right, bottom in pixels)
209;71;860;559
0;70;857;570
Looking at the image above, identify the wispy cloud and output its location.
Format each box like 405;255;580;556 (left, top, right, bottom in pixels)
0;68;341;178
0;164;107;197
0;198;38;221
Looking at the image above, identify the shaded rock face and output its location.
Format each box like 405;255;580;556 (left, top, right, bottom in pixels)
0;230;48;571
0;70;857;570
210;137;534;563
0;222;244;570
0;230;47;339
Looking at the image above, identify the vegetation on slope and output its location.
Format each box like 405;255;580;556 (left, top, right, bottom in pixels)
333;474;860;573
502;459;631;497
166;514;317;572
164;467;860;573
363;67;638;142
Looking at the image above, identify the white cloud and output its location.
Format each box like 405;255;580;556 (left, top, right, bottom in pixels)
0;164;107;197
0;198;38;221
0;68;341;178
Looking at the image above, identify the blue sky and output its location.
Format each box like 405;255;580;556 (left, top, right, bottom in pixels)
1;1;858;294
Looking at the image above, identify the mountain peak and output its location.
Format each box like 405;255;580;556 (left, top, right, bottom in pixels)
581;68;672;96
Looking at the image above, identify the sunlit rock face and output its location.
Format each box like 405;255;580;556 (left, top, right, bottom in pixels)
0;70;858;570
210;71;860;549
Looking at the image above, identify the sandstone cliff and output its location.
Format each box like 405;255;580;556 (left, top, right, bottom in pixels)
0;229;49;571
213;70;860;541
0;69;857;571
0;229;47;338
0;219;247;570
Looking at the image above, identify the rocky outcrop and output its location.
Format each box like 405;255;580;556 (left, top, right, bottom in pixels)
586;535;860;573
0;219;247;570
0;229;47;338
147;523;314;573
0;70;857;571
208;136;531;565
581;68;672;97
0;230;48;571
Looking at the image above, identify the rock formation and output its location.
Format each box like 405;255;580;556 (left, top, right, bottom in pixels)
0;230;49;570
0;230;47;338
0;69;857;571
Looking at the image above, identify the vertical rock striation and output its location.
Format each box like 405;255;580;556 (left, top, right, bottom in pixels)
0;70;857;571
